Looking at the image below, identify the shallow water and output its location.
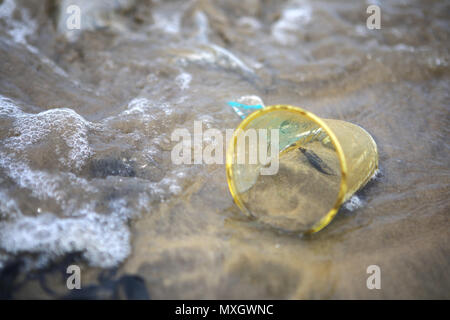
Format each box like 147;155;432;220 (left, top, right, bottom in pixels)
0;0;449;299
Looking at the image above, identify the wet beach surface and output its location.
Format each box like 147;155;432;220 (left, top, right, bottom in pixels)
0;0;449;299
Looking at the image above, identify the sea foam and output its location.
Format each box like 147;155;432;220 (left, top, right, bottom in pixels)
0;97;132;268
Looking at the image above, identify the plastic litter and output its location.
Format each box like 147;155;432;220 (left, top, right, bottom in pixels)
226;103;378;233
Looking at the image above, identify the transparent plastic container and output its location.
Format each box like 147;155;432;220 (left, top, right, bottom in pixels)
226;105;378;233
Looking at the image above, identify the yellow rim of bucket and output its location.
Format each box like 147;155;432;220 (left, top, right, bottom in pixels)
225;104;348;234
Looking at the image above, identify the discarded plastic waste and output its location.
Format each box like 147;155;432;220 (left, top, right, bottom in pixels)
227;99;264;119
226;104;378;233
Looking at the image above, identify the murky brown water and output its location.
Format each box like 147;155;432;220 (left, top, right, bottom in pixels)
0;0;449;299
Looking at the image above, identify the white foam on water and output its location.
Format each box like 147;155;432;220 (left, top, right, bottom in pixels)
0;189;21;219
343;195;363;211
370;168;381;181
236;95;265;108
0;95;192;269
272;0;312;45
151;0;187;36
57;0;136;41
208;44;255;76
0;95;93;176
0;155;66;203
0;0;15;17
0;95;22;116
0;211;130;268
194;10;210;43
3;107;92;171
0;0;36;45
175;72;192;90
172;44;255;79
342;169;381;211
0;96;141;269
237;16;262;31
122;97;154;116
0;0;68;78
0;157;131;268
153;11;182;34
159;176;183;196
119;97;174;118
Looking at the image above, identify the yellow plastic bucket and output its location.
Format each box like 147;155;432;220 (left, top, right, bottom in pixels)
226;105;378;233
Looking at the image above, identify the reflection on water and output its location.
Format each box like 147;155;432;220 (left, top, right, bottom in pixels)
0;0;449;299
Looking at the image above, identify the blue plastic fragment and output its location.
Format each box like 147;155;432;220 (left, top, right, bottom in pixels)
227;101;263;119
